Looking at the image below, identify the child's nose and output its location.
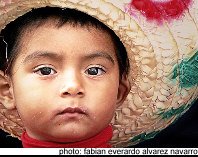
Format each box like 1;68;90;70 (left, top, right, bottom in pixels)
59;71;84;98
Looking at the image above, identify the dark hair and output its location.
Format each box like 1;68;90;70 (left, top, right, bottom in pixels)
0;7;129;77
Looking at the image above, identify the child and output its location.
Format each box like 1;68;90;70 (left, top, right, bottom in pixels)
0;7;130;148
0;0;197;148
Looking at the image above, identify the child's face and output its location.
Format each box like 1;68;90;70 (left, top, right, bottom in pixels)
7;23;128;143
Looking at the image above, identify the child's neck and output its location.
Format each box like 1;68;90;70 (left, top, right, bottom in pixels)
21;125;113;148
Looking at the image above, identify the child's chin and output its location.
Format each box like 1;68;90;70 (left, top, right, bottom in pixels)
52;136;88;143
49;130;91;143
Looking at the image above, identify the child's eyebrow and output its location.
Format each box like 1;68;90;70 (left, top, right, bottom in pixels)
23;51;62;63
83;52;115;65
23;51;115;64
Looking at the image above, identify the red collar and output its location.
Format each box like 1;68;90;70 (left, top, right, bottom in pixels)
21;125;112;148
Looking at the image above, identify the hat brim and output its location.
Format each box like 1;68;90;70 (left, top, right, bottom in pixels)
0;0;198;147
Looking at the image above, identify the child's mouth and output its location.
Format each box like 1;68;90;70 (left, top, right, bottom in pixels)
60;107;86;114
57;107;87;119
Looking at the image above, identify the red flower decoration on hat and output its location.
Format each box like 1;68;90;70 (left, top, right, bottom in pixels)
128;0;192;22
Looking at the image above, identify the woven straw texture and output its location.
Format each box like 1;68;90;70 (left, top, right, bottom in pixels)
0;0;198;147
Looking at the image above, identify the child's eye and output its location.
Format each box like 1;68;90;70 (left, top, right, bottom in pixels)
34;66;57;76
85;66;106;76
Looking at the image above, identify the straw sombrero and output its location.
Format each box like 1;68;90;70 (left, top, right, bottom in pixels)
0;0;198;148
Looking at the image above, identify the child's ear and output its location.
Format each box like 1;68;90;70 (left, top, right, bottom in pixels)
0;70;16;110
116;73;131;107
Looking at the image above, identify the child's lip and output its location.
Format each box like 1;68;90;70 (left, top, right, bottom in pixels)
57;107;87;115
